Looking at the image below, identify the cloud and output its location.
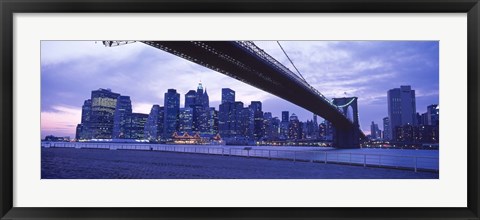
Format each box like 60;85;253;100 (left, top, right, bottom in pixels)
41;105;81;138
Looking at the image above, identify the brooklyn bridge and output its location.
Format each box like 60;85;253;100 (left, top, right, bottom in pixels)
103;41;365;148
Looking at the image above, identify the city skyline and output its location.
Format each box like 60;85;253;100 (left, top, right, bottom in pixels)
41;41;439;138
52;84;438;145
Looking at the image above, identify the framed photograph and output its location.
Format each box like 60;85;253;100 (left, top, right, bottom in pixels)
1;0;479;219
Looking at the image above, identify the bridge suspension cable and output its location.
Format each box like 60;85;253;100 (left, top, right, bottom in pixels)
276;41;307;82
334;97;357;108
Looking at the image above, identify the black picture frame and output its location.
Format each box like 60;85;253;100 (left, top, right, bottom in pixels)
1;0;479;219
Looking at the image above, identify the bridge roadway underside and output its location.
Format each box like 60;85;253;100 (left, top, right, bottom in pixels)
142;41;362;148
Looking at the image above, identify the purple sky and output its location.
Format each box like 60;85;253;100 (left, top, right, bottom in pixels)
41;41;439;138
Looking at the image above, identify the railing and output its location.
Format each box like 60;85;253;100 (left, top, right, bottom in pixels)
42;142;439;173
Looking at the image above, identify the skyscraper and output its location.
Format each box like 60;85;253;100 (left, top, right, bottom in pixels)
208;107;218;135
388;85;416;140
88;88;120;139
164;89;180;138
75;124;83;140
249;101;263;140
188;82;211;134
370;121;381;140
144;105;164;142
125;113;148;139
280;111;289;140
383;117;391;140
192;104;208;132
195;82;204;106
202;88;209;109
271;117;280;140
426;104;439;126
221;88;235;104
112;96;132;139
263;113;281;141
312;114;319;139
76;99;92;140
219;88;235;137
184;90;196;108
81;99;92;124
218;102;231;137
282;111;289;122
234;102;247;136
324;120;334;141
420;112;429;125
263;112;273;140
288;113;302;140
179;107;193;133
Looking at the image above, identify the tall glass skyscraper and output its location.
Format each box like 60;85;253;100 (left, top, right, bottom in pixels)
249;101;264;140
218;102;231;137
184;90;196;108
81;99;92;124
383;117;391;140
219;88;235;137
387;85;416;140
221;88;235;104
426;104;439;126
144;105;164;142
281;111;289;122
179;107;193;133
209;107;218;135
164;89;180;138
280;111;290;140
88;88;120;139
234;102;248;136
125;113;148;139
195;82;204;106
288;113;302;140
270;117;280;140
76;99;92;140
370;121;381;140
112;96;132;139
263;112;273;140
312;114;319;139
187;82;211;134
127;113;148;140
202;88;209;109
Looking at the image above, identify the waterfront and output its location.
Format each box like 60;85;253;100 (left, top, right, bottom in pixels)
41;41;440;179
41;147;438;179
42;142;439;178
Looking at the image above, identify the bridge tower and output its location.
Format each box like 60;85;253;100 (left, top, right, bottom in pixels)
332;97;360;148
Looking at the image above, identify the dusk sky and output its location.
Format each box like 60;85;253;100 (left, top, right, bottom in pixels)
41;41;439;138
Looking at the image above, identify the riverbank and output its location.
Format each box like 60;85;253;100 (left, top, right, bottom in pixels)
42;148;438;179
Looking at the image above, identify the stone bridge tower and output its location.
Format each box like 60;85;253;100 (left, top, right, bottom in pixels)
332;97;360;148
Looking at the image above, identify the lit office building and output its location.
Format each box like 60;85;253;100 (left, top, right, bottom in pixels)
87;88;120;139
164;89;180;138
179;107;194;133
383;117;391;140
288;113;302;140
144;105;164;142
112;96;132;139
387;85;416;140
126;113;148;139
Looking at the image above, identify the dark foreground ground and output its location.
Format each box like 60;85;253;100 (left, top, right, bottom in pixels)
41;147;438;179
